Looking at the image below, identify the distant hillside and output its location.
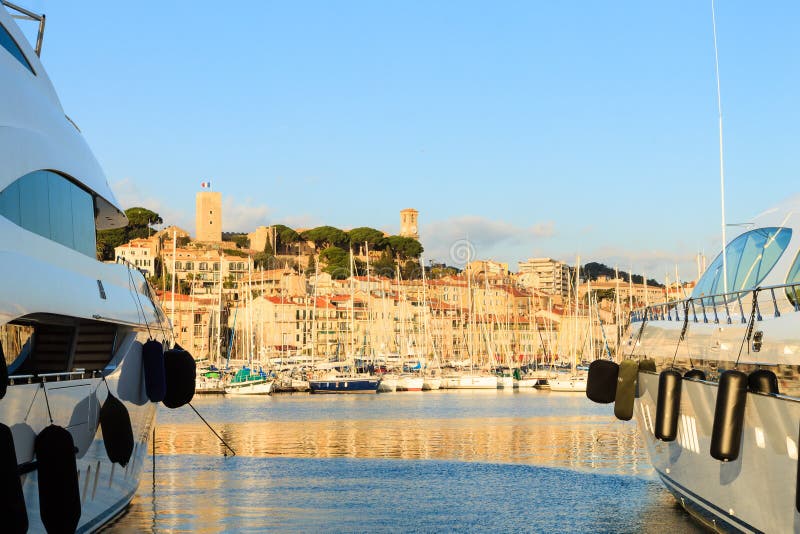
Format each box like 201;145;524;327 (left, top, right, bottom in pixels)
583;262;663;287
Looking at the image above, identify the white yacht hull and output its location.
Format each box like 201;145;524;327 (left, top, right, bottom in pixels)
2;332;158;533
635;371;797;532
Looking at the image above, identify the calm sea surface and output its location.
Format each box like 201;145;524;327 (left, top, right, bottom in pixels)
105;390;702;533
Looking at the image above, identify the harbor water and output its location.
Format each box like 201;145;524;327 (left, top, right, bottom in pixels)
106;390;703;532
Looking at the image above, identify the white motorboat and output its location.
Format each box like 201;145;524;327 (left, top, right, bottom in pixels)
0;3;176;530
590;198;800;532
195;367;225;394
548;373;588;393
442;373;498;390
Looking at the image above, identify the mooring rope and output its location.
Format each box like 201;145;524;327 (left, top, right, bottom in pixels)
188;402;236;457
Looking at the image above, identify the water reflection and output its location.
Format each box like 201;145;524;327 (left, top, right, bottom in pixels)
105;394;702;533
154;414;648;476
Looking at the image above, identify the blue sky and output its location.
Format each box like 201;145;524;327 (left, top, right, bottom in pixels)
15;1;800;280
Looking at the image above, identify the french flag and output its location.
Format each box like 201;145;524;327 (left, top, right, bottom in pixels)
201;181;211;189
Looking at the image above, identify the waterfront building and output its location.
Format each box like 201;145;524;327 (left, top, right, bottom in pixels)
579;275;670;307
243;267;306;297
157;290;220;360
114;236;159;276
154;225;192;242
466;260;509;277
517;257;572;299
161;245;251;299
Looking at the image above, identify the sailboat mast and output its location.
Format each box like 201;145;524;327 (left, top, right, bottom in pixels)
170;230;177;330
217;253;224;367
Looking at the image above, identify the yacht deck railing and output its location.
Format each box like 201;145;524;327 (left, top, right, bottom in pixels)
630;282;800;326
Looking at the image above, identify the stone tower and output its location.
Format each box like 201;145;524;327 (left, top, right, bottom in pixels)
195;191;222;242
400;208;419;239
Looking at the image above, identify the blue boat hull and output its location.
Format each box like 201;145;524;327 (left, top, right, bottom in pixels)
309;378;380;394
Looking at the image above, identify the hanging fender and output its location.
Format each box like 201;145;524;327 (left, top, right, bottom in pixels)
142;340;166;403
684;369;706;381
0;423;27;533
35;425;81;533
654;370;682;441
614;360;639;421
586;359;618;404
710;370;748;462
163;344;196;409
748;369;779;395
99;393;134;467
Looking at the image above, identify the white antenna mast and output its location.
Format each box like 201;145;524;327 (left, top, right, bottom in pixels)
711;0;728;293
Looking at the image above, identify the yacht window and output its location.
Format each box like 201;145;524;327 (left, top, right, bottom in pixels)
0;22;34;74
693;227;792;301
784;251;800;306
0;170;96;257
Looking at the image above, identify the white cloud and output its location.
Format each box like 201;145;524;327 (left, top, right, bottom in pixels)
221;196;271;232
580;246;703;283
112;178;192;231
421;216;556;266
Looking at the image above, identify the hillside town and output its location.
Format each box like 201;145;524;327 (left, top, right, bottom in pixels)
108;191;697;369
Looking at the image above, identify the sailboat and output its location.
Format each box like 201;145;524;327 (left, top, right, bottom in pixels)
549;258;588;392
309;249;380;393
225;260;273;394
419;258;442;391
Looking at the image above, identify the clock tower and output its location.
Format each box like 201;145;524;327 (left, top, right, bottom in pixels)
400;208;419;240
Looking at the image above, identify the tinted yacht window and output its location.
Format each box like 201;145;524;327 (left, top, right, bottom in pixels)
0;170;96;257
784;251;800;306
693;227;792;301
0;22;34;74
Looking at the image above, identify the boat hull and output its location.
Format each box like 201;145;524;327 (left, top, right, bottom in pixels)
497;376;514;389
2;332;157;533
442;375;498;389
548;375;587;392
377;376;398;392
195;379;225;394
635;370;797;533
224;379;273;395
309;378;380;394
396;376;424;391
422;377;441;391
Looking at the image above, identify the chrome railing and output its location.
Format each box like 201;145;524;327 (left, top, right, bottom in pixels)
630;282;800;325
